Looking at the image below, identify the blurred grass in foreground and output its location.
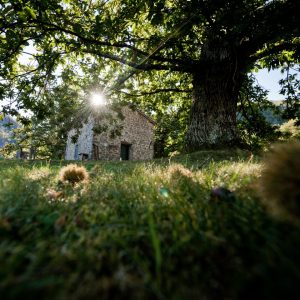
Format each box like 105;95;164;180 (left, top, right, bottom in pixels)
0;150;299;300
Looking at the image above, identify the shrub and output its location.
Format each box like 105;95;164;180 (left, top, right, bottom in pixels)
278;119;300;141
59;164;89;185
258;142;300;221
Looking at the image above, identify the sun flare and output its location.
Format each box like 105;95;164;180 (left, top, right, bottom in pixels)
91;93;106;106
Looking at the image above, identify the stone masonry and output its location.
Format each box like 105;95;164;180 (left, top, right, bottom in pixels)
65;106;155;161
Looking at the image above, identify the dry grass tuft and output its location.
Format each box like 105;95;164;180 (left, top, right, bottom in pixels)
28;168;51;181
46;189;63;200
217;162;262;178
215;162;262;190
90;164;102;176
59;164;89;185
167;164;193;181
258;142;300;221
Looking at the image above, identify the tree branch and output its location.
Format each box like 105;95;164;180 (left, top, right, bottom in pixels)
30;20;190;67
241;0;300;57
117;88;192;97
79;48;186;71
250;42;300;62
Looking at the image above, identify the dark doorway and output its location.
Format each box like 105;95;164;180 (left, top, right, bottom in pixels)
80;153;89;160
120;143;130;160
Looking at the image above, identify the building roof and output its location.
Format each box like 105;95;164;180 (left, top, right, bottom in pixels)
128;105;156;125
135;109;156;125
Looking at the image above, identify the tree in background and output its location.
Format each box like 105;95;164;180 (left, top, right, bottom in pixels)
154;103;189;158
0;0;299;151
237;74;282;150
0;114;19;158
279;64;300;121
0;68;85;159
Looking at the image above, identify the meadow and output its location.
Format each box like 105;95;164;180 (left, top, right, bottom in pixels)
0;150;299;299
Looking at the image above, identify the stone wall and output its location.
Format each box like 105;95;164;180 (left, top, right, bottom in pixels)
93;106;154;161
65;118;94;160
65;106;154;161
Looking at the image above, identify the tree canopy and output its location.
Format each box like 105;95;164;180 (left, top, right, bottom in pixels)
0;0;299;151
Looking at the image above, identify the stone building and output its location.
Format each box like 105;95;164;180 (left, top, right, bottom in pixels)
65;106;155;161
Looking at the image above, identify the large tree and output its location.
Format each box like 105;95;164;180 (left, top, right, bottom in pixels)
1;0;299;150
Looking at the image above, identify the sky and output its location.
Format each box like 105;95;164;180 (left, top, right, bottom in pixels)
254;68;286;101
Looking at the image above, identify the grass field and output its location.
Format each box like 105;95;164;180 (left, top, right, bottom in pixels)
0;150;299;299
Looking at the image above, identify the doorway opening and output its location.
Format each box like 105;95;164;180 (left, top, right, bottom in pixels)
120;143;131;160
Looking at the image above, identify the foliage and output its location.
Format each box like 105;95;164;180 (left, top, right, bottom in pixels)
0;70;88;159
0;115;19;157
258;142;300;223
154;104;188;157
237;74;281;150
0;0;299;149
279;64;300;121
1;150;300;299
0;143;16;158
278;119;300;141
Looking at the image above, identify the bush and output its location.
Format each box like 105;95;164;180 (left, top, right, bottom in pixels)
278;119;300;141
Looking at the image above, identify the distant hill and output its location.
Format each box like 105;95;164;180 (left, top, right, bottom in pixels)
262;109;283;125
262;100;285;125
0;116;19;148
272;100;285;106
237;100;284;125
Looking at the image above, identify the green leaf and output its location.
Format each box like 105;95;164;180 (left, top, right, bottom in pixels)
151;12;164;26
18;11;27;22
73;23;82;34
25;6;36;19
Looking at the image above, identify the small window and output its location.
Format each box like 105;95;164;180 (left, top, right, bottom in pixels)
120;143;130;160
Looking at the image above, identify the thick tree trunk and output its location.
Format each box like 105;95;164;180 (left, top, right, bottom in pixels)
185;47;244;151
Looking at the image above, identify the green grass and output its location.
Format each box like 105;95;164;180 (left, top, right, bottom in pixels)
0;150;299;300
